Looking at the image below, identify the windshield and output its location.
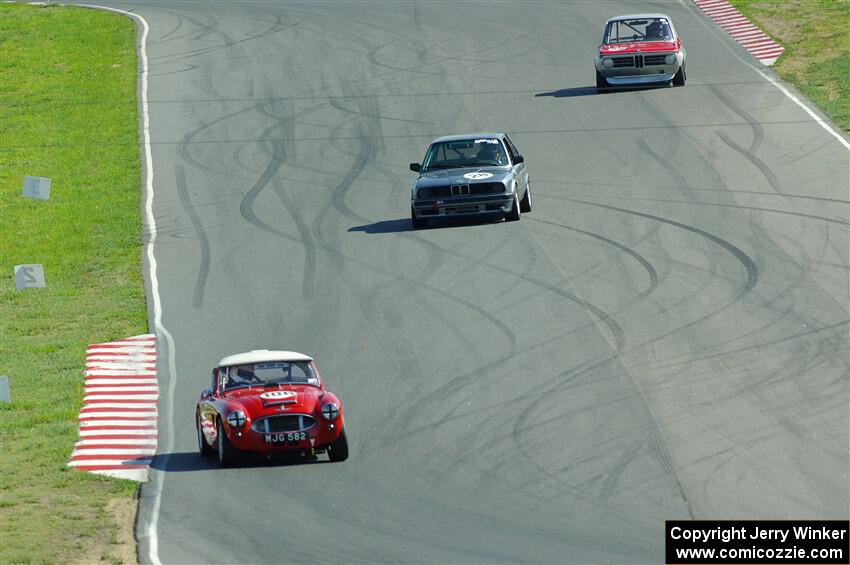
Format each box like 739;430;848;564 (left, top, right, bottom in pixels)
222;361;318;390
604;18;672;44
422;138;508;171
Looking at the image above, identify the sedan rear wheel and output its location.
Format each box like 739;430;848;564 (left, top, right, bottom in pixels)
197;412;213;456
217;418;237;467
328;427;349;462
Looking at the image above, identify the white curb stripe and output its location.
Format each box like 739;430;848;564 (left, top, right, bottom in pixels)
69;457;154;465
77;438;158;446
72;448;157;456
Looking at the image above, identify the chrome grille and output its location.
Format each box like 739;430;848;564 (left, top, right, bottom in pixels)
644;55;667;66
251;414;316;434
612;56;634;68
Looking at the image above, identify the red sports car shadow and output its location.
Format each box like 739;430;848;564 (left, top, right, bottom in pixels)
149;451;333;472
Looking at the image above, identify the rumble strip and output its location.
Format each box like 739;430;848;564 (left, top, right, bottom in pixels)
693;0;784;65
68;334;158;481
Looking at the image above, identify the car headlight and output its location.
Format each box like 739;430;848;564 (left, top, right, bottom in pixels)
226;410;246;428
664;54;676;65
321;402;339;421
602;57;614;69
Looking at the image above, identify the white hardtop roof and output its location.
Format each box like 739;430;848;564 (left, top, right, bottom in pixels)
606;14;671;23
218;350;313;367
431;132;506;143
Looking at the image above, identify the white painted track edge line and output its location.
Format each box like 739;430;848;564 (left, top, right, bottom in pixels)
73;5;169;565
684;0;850;151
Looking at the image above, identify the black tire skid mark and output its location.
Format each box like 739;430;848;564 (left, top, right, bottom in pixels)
698;340;848;512
744;222;849;378
716;131;786;196
148;8;297;64
713;124;848;331
256;100;317;302
532;178;850;205
586;195;850;226
568;199;758;293
508;353;696;516
308;87;509;389
503;199;763;514
638;130;847;378
312;109;516;392
635;139;753;316
716;130;850;308
535;193;753;314
326;97;516;380
529;217;659;299
710;85;764;154
174;165;211;309
287;2;531;81
149;64;199;79
219;241;268;343
147;11;185;45
507;352;696;517
179;104;260;179
237;101;330;245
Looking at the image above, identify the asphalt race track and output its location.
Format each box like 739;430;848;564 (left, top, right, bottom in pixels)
105;1;850;563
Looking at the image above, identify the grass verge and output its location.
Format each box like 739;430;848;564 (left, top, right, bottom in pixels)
0;3;145;563
727;0;850;132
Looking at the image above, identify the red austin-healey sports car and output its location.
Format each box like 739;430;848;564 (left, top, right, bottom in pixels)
196;350;348;467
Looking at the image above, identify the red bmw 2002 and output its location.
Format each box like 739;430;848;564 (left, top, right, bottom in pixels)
196;350;348;467
594;13;686;92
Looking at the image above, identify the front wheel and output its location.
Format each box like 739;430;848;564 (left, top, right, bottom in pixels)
197;412;213;456
595;70;608;93
217;418;238;467
328;427;349;462
673;64;686;86
411;207;426;230
505;193;521;222
520;184;532;213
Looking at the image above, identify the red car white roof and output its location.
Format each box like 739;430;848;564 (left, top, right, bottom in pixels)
217;350;313;367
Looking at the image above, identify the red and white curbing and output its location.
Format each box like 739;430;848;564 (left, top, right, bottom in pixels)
693;0;784;65
69;334;158;481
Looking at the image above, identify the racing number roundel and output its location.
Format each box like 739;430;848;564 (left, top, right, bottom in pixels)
463;172;494;180
260;390;297;400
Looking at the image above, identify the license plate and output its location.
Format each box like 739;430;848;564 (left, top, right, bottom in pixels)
264;431;306;444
